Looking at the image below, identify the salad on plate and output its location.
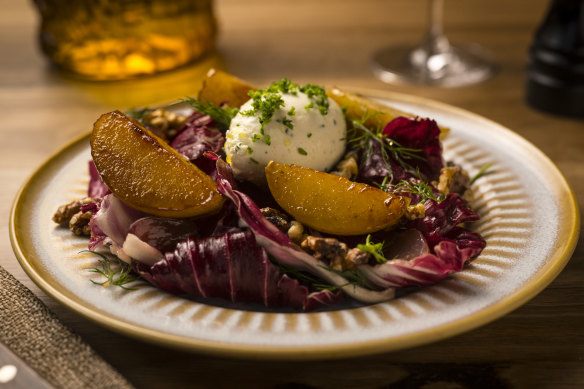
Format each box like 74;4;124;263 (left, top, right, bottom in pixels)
52;69;486;311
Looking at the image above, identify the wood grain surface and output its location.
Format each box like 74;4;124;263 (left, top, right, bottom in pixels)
1;0;583;388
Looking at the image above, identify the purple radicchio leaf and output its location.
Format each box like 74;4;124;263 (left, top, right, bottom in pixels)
407;193;484;250
211;154;396;304
133;230;342;311
81;199;101;215
381;229;429;261
358;239;474;289
121;216;201;267
88;161;111;198
88;194;145;261
358;195;486;290
170;112;225;179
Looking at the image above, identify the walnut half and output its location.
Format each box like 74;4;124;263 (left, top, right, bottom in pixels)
300;236;371;271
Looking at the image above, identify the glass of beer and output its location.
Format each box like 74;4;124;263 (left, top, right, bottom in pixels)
32;0;217;80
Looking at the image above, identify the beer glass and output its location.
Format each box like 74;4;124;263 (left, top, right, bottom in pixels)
32;0;217;80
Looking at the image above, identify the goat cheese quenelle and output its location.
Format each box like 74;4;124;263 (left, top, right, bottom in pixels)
54;70;487;312
224;80;346;185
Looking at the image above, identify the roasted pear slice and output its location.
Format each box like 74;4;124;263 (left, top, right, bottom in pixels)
198;68;255;108
327;88;449;135
265;161;408;236
91;110;224;218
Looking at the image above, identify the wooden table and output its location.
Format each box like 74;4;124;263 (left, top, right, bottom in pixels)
2;0;583;387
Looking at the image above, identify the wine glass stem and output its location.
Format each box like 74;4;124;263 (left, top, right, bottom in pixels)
428;0;444;39
424;0;450;54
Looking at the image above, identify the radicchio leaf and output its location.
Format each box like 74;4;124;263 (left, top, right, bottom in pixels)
170;112;225;179
408;193;483;250
88;161;110;198
121;216;201;266
133;230;342;310
357;195;486;289
88;194;145;261
359;240;473;288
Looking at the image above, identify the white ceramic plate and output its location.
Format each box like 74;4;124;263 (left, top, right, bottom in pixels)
10;90;579;359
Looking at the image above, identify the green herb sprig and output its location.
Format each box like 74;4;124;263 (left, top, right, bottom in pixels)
322;266;376;291
182;97;239;129
469;163;493;186
391;178;445;203
356;235;388;264
274;260;374;292
82;250;140;290
348;114;426;183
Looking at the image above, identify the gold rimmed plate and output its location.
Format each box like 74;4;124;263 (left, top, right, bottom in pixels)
9;91;579;359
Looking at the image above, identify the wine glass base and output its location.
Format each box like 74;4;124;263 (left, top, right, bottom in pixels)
371;44;497;87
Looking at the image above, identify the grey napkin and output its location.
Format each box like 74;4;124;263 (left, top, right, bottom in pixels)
0;265;135;389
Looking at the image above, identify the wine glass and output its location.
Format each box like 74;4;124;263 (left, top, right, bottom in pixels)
371;0;496;87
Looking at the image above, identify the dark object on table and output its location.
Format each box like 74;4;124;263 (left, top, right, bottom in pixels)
526;0;584;118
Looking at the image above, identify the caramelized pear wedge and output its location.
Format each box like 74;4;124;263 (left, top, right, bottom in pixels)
327;88;449;135
91;111;225;218
265;161;408;236
198;68;255;108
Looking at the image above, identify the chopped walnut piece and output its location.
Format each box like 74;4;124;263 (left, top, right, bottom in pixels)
260;207;291;232
345;248;371;270
69;211;93;236
437;165;470;196
405;203;426;220
52;197;96;226
301;236;349;271
143;108;188;142
330;152;359;179
301;237;372;271
287;221;305;243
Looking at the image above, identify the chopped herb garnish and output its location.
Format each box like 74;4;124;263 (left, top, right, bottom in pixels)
252;134;263;142
469;163;493;186
182;97;239;129
246;147;253;154
267;78;298;95
297;147;307;155
305;102;314;109
265;134;272;145
250;157;259;164
242;91;284;132
299;83;329;115
282;117;294;129
241;79;331;141
307;132;312;138
82;250;140;290
357;235;387;264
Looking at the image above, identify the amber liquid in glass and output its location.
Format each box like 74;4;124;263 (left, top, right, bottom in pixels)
33;0;217;80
